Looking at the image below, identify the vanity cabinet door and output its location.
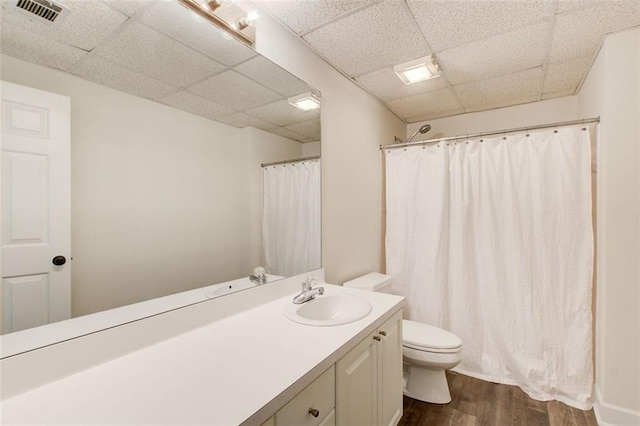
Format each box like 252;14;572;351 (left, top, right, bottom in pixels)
336;331;378;426
377;311;403;426
276;365;335;426
336;310;403;426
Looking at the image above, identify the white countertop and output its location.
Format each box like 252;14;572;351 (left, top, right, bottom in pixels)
1;284;403;425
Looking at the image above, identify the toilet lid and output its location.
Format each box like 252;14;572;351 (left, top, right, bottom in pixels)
402;320;462;351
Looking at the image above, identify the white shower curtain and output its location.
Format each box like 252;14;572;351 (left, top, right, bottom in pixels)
385;126;594;409
262;159;321;277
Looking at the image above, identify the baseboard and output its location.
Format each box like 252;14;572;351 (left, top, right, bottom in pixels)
593;386;640;425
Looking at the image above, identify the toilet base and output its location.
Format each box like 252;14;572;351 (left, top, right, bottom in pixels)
403;364;452;404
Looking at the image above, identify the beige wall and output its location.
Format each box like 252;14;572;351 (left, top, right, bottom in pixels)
577;27;640;424
253;12;406;285
408;95;579;138
0;54;302;318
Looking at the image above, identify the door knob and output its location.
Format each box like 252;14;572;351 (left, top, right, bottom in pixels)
308;408;320;418
52;255;66;266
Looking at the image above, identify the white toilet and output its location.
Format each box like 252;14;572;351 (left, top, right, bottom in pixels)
343;272;462;404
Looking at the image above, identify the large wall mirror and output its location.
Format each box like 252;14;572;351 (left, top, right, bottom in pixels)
0;0;321;356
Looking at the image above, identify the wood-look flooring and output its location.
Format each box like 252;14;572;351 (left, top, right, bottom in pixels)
399;372;598;426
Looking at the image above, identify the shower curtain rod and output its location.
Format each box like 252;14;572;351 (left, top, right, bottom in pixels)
380;117;600;150
261;155;320;168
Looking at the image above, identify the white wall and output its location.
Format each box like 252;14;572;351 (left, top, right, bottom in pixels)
302;141;321;157
408;95;579;139
0;54;302;318
252;12;406;284
577;27;640;425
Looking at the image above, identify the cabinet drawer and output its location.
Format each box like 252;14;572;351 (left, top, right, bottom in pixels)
277;365;335;426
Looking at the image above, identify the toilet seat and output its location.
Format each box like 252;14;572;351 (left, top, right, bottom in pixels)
402;320;462;353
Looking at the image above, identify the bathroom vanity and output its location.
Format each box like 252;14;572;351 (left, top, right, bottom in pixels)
0;272;404;425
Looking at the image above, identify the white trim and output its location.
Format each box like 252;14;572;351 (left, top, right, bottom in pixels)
593;385;640;426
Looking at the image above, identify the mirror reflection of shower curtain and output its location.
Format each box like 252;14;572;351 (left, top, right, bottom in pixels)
385;126;594;409
262;160;321;277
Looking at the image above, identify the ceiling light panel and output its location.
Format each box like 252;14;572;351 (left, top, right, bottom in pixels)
302;1;430;76
246;99;320;127
393;55;440;85
356;65;448;101
288;92;321;111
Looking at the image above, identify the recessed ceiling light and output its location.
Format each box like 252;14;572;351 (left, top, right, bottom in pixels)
288;92;321;111
393;54;441;85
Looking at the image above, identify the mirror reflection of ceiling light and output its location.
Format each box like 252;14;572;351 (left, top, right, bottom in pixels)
176;0;256;47
288;92;321;111
393;54;441;85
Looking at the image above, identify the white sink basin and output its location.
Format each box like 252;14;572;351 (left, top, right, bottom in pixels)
285;294;372;326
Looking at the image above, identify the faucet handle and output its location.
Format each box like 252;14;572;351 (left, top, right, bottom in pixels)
302;276;317;291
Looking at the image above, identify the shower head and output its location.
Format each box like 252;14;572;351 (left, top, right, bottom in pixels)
404;124;432;144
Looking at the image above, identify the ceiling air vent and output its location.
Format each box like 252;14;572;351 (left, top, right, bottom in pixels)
7;0;70;28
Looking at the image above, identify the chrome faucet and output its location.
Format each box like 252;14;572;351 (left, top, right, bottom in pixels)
292;276;324;304
249;267;267;285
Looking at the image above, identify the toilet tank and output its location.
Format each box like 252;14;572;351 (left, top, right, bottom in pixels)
343;272;393;294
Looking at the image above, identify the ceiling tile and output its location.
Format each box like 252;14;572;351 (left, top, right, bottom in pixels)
438;23;547;85
101;0;155;17
303;0;430;76
541;88;575;100
542;56;592;95
2;0;128;51
407;0;551;52
188;70;282;111
71;54;177;100
254;0;376;34
216;112;277;130
454;67;543;111
95;22;225;87
285;118;321;140
159;91;237;122
355;66;448;101
245;99;321;127
267;126;307;142
0;22;87;71
386;87;463;122
234;56;311;97
139;0;255;66
555;0;612;15
550;1;640;62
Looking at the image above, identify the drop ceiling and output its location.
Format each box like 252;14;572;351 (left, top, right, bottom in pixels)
0;0;320;143
253;0;640;123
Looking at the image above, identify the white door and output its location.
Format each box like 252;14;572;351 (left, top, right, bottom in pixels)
1;81;71;334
